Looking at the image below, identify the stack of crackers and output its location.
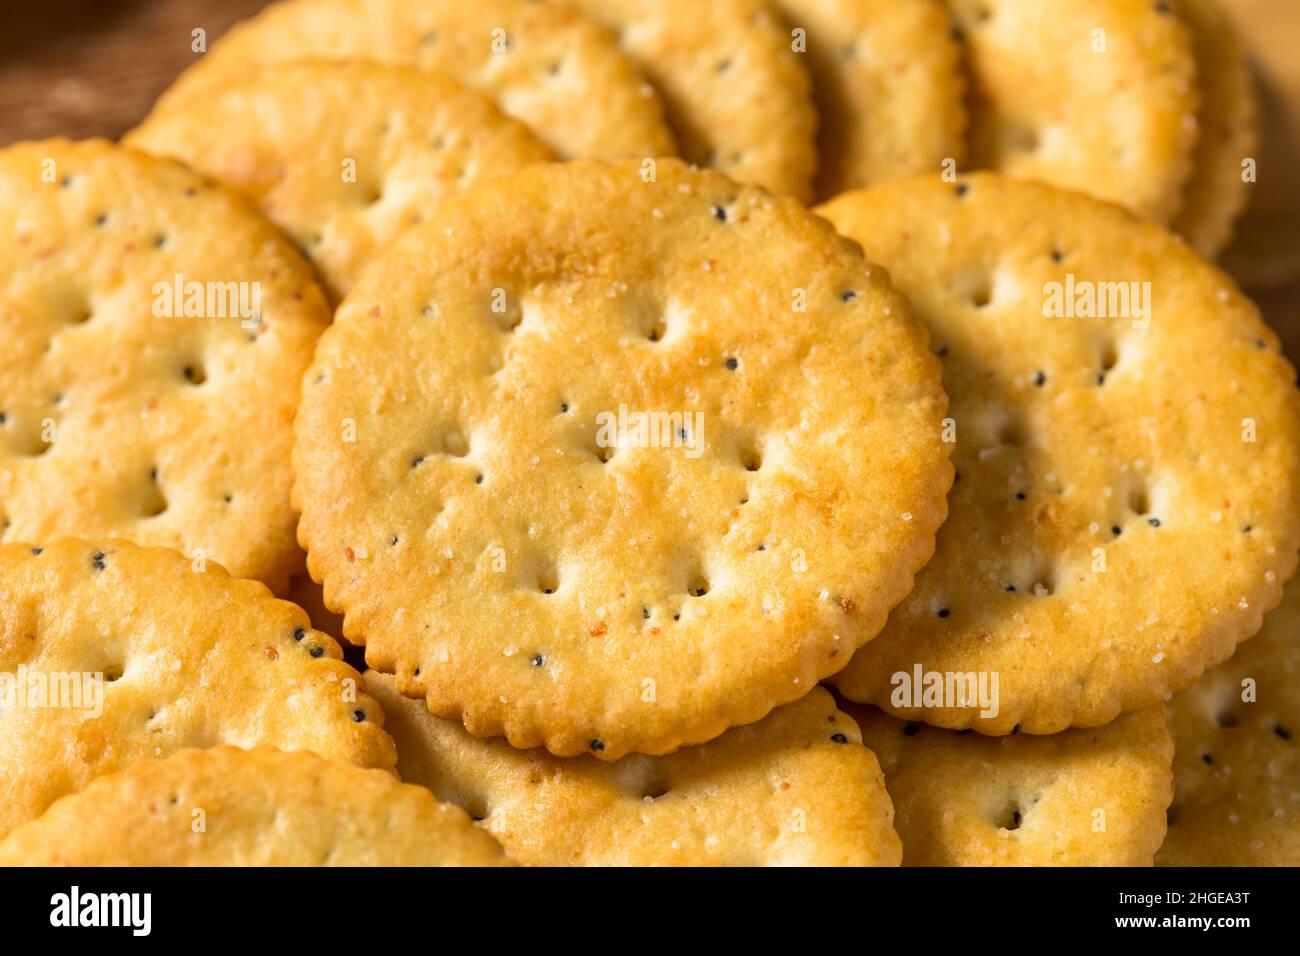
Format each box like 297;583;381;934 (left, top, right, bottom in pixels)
0;0;1295;867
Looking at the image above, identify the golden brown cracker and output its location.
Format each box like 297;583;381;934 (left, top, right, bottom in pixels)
128;60;553;301
848;701;1173;865
1172;0;1258;260
368;674;899;866
774;0;966;198
951;0;1199;224
571;0;817;200
0;746;511;866
0;539;396;838
1159;577;1300;865
819;173;1300;734
294;158;952;760
0;138;328;591
151;0;676;163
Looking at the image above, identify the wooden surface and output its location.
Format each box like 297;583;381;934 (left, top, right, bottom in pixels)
0;0;270;143
0;0;1296;344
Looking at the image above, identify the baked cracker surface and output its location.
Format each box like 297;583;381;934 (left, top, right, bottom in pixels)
149;0;676;163
0;539;396;838
294;158;952;760
1171;0;1259;260
0;138;328;591
571;0;818;200
820;173;1300;734
950;0;1199;224
0;746;511;866
367;674;900;866
1159;577;1300;866
127;60;554;302
774;0;966;199
848;700;1173;865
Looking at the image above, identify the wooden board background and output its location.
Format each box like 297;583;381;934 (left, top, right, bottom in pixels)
0;0;1296;346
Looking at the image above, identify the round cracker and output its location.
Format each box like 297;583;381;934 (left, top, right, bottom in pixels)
570;0;817;200
294;158;953;760
847;701;1173;865
951;0;1199;225
0;539;396;838
1159;578;1300;866
819;173;1300;734
0;746;511;866
127;60;554;302
150;0;676;164
773;0;966;199
1171;0;1258;260
0;139;328;590
367;673;900;866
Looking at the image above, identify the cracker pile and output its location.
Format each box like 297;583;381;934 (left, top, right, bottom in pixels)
1;0;1295;867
